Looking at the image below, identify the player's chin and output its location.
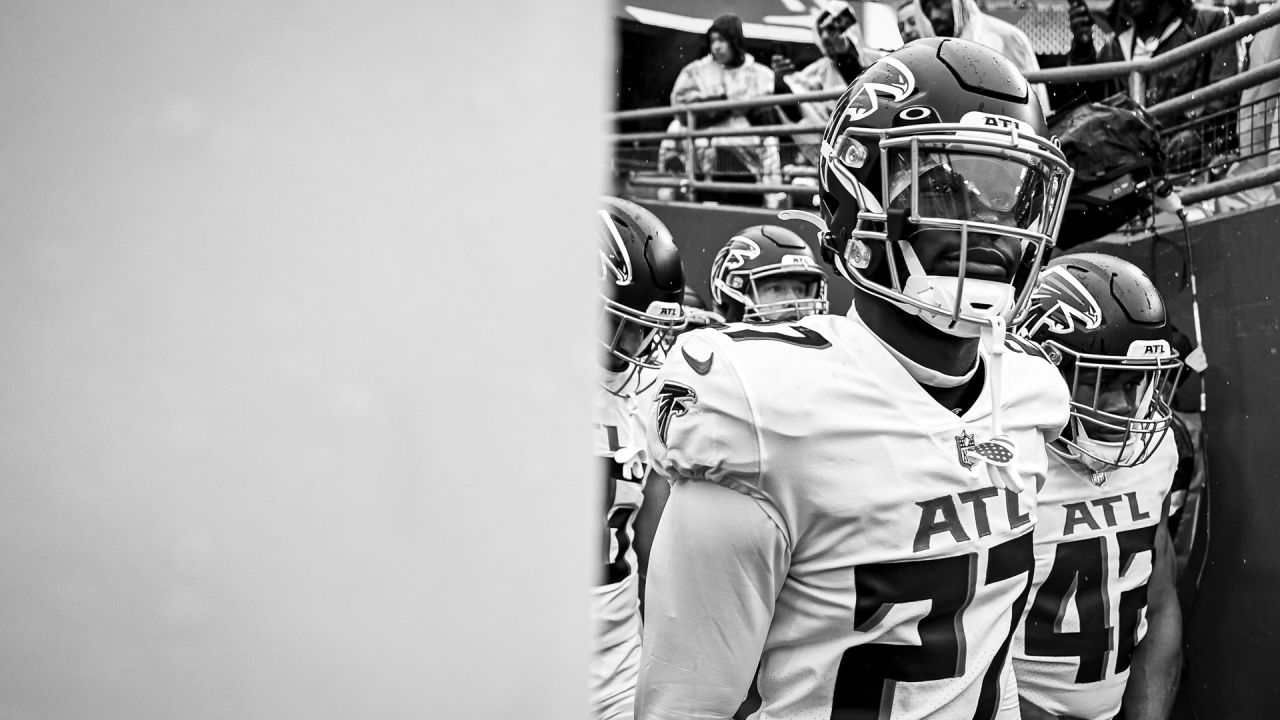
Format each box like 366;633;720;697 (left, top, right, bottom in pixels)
932;259;1012;283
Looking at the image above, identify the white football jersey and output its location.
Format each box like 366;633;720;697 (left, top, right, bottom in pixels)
639;312;1070;720
591;372;649;718
1013;434;1178;719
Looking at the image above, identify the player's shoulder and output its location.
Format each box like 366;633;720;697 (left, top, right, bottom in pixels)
1145;428;1182;479
999;334;1071;432
1004;332;1051;360
672;315;848;364
1004;335;1067;387
655;328;749;415
647;329;766;499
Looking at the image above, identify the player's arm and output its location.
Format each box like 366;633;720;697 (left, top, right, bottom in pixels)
1122;504;1182;720
638;331;787;719
636;479;790;720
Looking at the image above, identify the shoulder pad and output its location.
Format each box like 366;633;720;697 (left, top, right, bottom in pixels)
646;330;764;498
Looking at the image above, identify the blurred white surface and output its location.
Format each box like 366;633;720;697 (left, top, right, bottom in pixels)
0;2;602;717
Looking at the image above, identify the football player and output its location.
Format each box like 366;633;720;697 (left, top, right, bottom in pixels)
594;197;686;720
1012;254;1183;720
709;225;830;323
638;38;1074;719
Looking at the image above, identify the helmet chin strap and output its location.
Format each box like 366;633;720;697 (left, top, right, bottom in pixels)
971;317;1025;493
895;240;1016;339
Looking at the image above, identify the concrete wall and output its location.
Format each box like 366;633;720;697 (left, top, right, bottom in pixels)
0;3;601;718
1076;207;1280;718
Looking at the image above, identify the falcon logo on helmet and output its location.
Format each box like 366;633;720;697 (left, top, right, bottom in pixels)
597;208;635;286
716;236;761;274
1019;265;1103;338
843;57;916;123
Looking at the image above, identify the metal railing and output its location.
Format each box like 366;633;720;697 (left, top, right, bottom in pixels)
611;5;1280;208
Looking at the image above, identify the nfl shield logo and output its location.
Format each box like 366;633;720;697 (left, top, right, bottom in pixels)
956;431;977;469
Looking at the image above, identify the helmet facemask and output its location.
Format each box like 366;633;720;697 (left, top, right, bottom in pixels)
716;266;829;322
599;297;686;373
824;122;1072;338
1048;339;1183;470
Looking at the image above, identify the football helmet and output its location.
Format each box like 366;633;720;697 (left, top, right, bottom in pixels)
710;225;830;322
817;37;1073;338
598;197;686;371
1016;253;1182;470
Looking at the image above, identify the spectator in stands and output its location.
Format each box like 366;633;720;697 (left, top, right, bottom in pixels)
659;14;782;207
898;0;924;44
905;0;1050;111
1217;24;1280;212
771;1;879;167
1066;0;1242;174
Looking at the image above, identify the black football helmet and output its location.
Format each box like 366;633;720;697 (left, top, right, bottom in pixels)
817;37;1073;338
710;225;829;322
598;197;686;371
1015;253;1181;469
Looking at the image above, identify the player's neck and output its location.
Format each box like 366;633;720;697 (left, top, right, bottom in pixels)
854;292;984;412
854;292;980;377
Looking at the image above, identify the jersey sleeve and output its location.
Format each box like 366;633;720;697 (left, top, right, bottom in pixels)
1005;337;1072;443
1148;431;1181;496
1040;363;1071;443
636;479;790;720
644;330;765;501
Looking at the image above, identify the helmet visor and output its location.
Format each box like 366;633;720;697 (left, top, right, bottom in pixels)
886;149;1058;236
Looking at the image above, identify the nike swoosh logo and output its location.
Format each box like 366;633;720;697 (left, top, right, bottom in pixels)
681;346;714;376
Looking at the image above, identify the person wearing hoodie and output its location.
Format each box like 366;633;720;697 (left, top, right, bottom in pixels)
905;0;1050;112
772;2;878;124
899;0;924;44
770;1;880;166
659;14;782;206
1066;0;1241;177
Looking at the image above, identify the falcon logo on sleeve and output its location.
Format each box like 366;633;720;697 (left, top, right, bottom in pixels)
654;381;697;446
1019;265;1103;338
